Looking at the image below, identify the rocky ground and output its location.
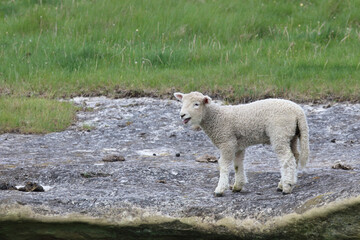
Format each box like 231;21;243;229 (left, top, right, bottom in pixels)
0;97;359;239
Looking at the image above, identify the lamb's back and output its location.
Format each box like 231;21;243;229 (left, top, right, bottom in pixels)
225;99;302;122
219;99;302;143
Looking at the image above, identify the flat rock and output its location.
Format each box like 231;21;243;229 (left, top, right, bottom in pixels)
0;97;360;239
196;154;218;163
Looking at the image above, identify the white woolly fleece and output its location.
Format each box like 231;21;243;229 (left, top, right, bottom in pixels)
175;91;309;196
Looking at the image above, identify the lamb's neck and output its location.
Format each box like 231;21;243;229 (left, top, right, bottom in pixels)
200;104;222;132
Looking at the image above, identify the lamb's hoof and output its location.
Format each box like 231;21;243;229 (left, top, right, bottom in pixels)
214;192;224;197
282;184;293;194
232;186;242;192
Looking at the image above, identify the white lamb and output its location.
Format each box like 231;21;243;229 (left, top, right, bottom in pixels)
174;91;309;196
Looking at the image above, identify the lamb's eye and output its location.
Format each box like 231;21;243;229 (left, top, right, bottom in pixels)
194;103;199;107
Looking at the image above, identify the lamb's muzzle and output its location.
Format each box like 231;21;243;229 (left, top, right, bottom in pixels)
180;114;191;124
174;91;310;197
182;117;191;124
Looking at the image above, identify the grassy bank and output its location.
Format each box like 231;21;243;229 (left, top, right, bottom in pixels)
0;0;360;133
0;98;77;134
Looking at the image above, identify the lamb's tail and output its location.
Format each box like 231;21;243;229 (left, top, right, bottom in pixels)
297;111;310;169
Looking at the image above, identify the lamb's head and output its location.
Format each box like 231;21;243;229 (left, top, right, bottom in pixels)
174;92;212;128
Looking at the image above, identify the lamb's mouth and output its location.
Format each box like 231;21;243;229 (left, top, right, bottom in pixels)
183;117;191;124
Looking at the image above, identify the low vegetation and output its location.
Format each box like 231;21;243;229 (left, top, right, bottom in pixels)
0;98;77;134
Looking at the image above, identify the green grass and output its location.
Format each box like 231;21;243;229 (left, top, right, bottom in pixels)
0;97;77;134
0;0;360;133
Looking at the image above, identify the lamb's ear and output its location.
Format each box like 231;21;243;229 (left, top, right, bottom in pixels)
203;96;212;104
174;92;184;101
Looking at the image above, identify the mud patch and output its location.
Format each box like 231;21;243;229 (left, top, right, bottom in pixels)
80;172;112;178
102;155;125;162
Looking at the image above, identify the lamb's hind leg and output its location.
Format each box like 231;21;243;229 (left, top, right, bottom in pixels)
272;139;297;194
232;150;247;192
291;136;300;167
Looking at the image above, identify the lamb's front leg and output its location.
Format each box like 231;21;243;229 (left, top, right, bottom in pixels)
214;146;235;197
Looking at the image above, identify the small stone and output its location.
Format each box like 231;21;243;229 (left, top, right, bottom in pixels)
175;153;180;157
102;155;125;162
0;182;17;190
332;161;353;170
18;182;44;192
196;154;218;163
171;170;178;175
